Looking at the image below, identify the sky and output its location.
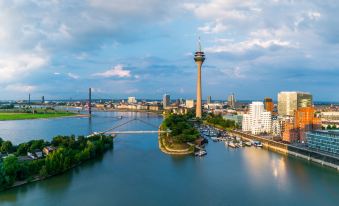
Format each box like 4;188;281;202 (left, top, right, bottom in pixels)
1;0;339;101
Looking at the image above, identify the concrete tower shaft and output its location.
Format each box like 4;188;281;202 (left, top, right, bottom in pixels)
194;38;205;118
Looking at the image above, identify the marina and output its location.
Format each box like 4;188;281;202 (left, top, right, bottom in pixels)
196;124;262;152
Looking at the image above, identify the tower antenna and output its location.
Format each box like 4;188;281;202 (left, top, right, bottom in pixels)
198;36;202;52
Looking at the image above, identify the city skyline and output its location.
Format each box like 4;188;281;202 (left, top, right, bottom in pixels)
1;1;339;101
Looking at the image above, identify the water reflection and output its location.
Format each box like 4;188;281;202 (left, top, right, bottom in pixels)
242;147;289;191
87;116;93;135
0;152;107;205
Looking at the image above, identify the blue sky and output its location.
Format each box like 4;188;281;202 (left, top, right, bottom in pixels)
1;0;339;101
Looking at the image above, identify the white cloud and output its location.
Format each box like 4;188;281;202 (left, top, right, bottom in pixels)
198;20;228;34
93;64;131;78
206;38;294;53
0;52;48;83
184;0;257;20
308;12;321;21
5;84;36;93
221;66;246;79
67;73;79;79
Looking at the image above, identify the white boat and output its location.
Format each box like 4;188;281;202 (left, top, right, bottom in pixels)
195;150;207;157
228;142;237;148
245;142;252;147
224;141;229;146
253;141;263;147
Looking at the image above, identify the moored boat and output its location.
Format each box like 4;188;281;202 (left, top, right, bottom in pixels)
195;150;207;157
228;142;237;148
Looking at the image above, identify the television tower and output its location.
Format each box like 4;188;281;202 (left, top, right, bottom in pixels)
88;88;92;116
194;37;205;118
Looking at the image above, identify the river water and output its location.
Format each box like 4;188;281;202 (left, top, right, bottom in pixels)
0;112;338;206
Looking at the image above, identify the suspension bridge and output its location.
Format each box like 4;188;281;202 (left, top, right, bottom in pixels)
87;116;171;137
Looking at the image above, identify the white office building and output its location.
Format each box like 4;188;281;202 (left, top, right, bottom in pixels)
242;101;272;135
127;97;137;104
185;99;195;108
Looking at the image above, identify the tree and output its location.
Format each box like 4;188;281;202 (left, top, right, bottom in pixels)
1;141;13;154
16;143;29;156
2;156;19;186
29;140;45;151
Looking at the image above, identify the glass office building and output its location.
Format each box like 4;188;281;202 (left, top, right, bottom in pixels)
306;130;339;155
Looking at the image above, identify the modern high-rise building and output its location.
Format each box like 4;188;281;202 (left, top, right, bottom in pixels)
207;96;212;104
194;37;205;118
41;96;45;104
264;97;274;113
163;94;170;109
282;106;321;143
278;91;312;116
228;93;236;108
294;107;321;143
127;97;137;104
242;101;272;135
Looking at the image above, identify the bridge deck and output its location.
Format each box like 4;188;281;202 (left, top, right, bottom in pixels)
106;131;169;134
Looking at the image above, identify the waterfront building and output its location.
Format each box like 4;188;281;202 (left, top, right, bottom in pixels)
272;117;284;137
261;111;272;134
186;99;195;109
42;96;45;104
127;97;137;104
282;107;320;143
264;97;274;113
163;94;170;109
149;104;161;111
306;130;339;155
228;93;236;108
194;37;205;118
242;114;251;131
207;96;212;104
295;107;321;143
282;117;299;143
242;101;272;135
278;91;312;116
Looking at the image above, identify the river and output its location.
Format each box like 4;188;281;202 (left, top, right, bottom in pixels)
0;111;338;206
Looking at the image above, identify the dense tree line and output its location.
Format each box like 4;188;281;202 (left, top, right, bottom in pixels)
162;114;199;143
205;114;236;129
0;134;113;191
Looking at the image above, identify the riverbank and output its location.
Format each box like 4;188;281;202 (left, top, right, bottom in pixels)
0;134;114;192
4;156;103;192
0;112;80;121
157;114;199;156
158;133;193;155
230;130;339;171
